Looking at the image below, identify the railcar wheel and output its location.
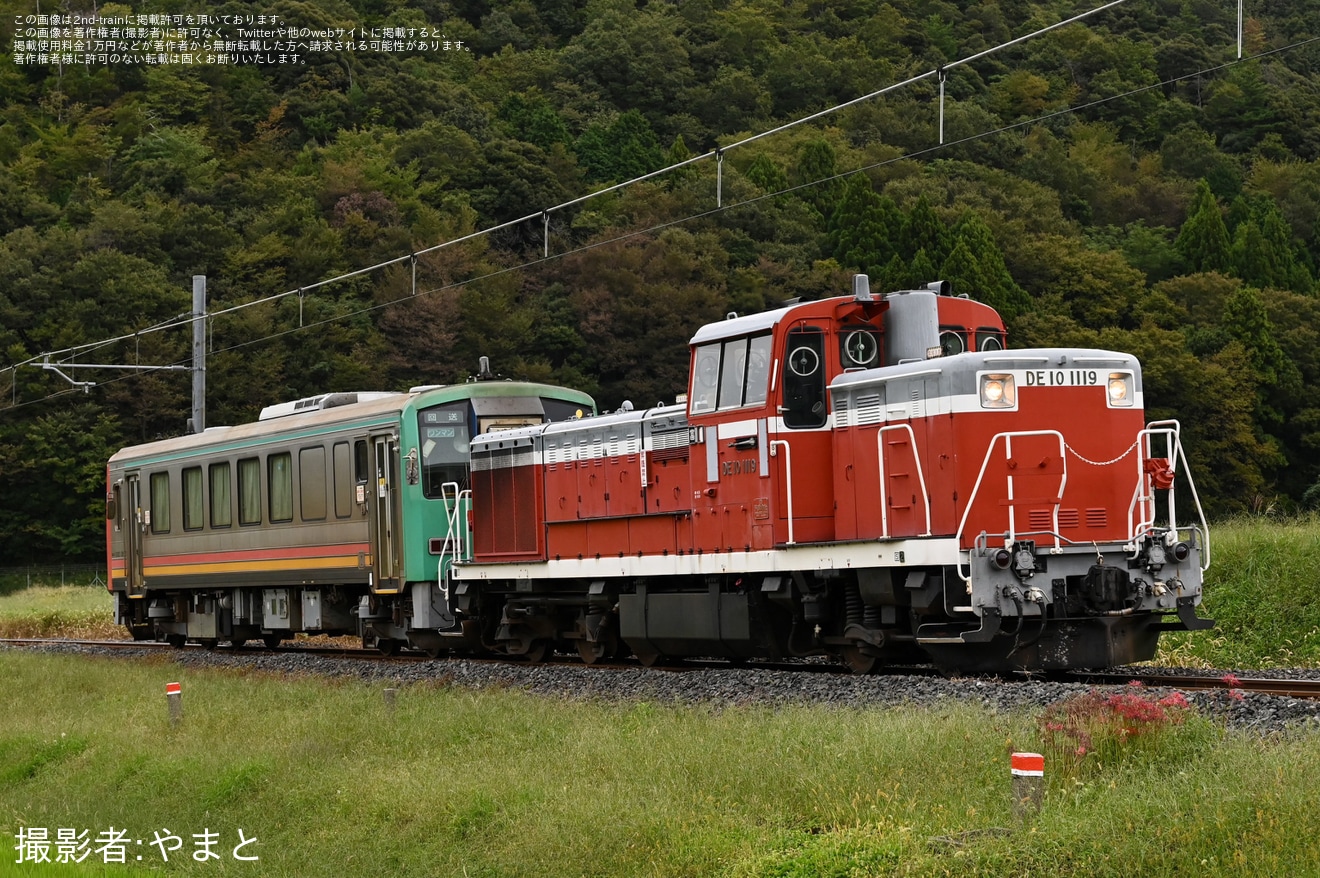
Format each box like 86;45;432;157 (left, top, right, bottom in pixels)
200;638;219;651
576;629;619;666
635;650;664;668
841;646;880;675
165;634;187;649
262;634;283;649
376;638;402;657
423;644;446;659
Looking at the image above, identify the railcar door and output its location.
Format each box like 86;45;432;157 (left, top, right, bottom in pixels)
124;473;146;597
369;433;404;594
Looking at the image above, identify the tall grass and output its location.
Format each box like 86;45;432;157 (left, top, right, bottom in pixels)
1158;514;1320;668
2;652;1319;877
0;586;121;640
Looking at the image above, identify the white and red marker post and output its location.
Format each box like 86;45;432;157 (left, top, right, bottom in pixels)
165;681;182;727
1011;752;1044;821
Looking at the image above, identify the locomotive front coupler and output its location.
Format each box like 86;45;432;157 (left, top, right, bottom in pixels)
1127;527;1194;576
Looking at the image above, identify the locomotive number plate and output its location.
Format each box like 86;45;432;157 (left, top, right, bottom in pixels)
1019;369;1102;387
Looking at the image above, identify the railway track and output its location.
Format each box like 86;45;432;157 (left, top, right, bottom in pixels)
1068;670;1320;700
6;638;1320;700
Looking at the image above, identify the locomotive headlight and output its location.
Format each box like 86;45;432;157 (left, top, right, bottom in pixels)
1107;372;1134;407
980;373;1016;409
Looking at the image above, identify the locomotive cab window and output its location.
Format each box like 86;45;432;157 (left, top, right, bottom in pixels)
419;403;471;497
939;327;967;357
976;327;1005;351
839;327;881;369
782;326;827;428
690;333;772;413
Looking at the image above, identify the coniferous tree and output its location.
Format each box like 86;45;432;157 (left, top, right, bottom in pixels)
1175;179;1232;273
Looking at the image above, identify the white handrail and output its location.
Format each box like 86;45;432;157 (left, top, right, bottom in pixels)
1127;420;1211;572
876;424;932;537
955;430;1067;583
770;440;795;545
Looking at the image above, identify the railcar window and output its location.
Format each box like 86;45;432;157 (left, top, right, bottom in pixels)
182;467;203;531
333;442;352;518
269;452;293;523
210;463;231;528
238;457;261;526
419;403;471;498
149;472;170;533
354;440;368;483
542;398;588;421
300;446;327;521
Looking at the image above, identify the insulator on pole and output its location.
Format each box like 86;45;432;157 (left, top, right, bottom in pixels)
716;149;725;208
938;67;947;145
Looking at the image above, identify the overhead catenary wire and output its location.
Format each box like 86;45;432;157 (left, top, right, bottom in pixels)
2;9;1314;413
0;0;1135;384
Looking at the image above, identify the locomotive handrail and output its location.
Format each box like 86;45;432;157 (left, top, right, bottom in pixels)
955;430;1067;584
1127;420;1211;572
876;424;932;537
769;440;795;545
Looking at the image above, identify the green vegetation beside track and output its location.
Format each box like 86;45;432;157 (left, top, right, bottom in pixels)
1;651;1318;877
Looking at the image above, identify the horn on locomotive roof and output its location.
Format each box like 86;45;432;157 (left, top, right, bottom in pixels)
477;356;495;381
852;273;873;302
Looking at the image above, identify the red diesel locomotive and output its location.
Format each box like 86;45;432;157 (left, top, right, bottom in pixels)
448;276;1211;672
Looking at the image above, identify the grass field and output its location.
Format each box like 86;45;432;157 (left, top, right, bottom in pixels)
3;517;1320;874
1;651;1319;877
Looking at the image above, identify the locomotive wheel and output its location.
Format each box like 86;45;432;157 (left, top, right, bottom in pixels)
575;628;619;666
841;645;880;675
165;634;187;649
376;638;402;657
423;644;446;659
263;634;283;649
200;638;219;651
523;640;551;663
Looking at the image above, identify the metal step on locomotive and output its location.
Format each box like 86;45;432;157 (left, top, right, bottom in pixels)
107;276;1212;672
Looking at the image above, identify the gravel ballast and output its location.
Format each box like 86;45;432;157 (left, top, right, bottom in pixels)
7;642;1320;733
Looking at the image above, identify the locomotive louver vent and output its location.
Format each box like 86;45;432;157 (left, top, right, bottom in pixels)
855;393;884;426
910;388;924;419
1058;509;1080;529
1086;508;1109;528
1028;510;1053;532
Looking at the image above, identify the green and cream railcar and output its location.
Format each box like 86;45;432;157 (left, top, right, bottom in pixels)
106;381;595;652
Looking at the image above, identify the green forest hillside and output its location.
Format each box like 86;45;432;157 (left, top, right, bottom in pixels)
2;0;1319;562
